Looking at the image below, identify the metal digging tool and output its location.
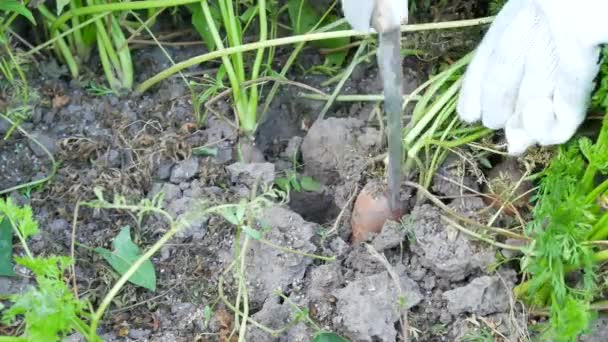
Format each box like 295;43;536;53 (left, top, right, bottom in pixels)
377;24;404;218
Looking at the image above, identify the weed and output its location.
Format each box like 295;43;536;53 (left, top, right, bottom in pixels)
0;0;35;103
85;82;117;96
274;152;322;195
513;48;608;341
198;0;268;136
0;198;98;341
460;326;495;342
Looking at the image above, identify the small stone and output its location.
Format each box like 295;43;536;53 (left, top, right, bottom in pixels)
155;159;174;180
170;158;199;183
49;219;69;234
439;311;453;324
443;275;511;316
28;132;57;157
161;183;182;203
372;220;406;251
226;162;275;189
329;237;350;256
332;271;422;342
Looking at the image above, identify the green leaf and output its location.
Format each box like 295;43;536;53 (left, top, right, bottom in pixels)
286;1;349;68
189;3;219;51
242;225;262;240
323;51;348;70
239;5;257;23
0;217;15;276
287;0;318;35
219;207;240;225
203;305;213;327
95;226;156;291
313;332;350;342
0;198;39;240
192;146;218;157
0;0;36;25
290;176;302;192
3;256;85;341
300;176;322;192
55;0;70;16
275;177;291;192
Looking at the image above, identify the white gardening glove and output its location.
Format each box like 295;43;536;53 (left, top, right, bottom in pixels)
341;0;408;33
457;0;608;155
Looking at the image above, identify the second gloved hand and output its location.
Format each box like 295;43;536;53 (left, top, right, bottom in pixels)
457;0;608;155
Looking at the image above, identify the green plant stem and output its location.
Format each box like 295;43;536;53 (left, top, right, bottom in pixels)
585;178;608;205
317;40;367;121
201;0;248;132
0;337;27;342
516;249;608;303
300;93;421;102
88;212;192;334
37;5;80;78
70;0;88;60
237;236;250;342
218;276;280;336
441;216;522;251
589;212;608;241
426;127;493;148
137;17;494;93
404;75;464;145
25;12;107;57
3;44;28;102
260;14;345;120
220;0;245;81
51;0;204;31
247;0;267;132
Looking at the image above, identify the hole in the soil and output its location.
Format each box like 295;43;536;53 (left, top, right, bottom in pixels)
287;190;340;225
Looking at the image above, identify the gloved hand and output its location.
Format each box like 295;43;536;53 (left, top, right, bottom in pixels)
341;0;408;33
457;0;608;155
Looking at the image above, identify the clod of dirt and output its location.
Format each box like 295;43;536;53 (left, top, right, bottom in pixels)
332;270;422;342
247;296;313;342
351;180;394;244
226;162;275;190
443;273;515;316
169;158;199;184
151;181;210;240
238;141;265;163
155;159;174;181
244;205;317;307
301;117;379;207
372;219;406;252
28;131;57;157
406;204;495;281
308;263;344;323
